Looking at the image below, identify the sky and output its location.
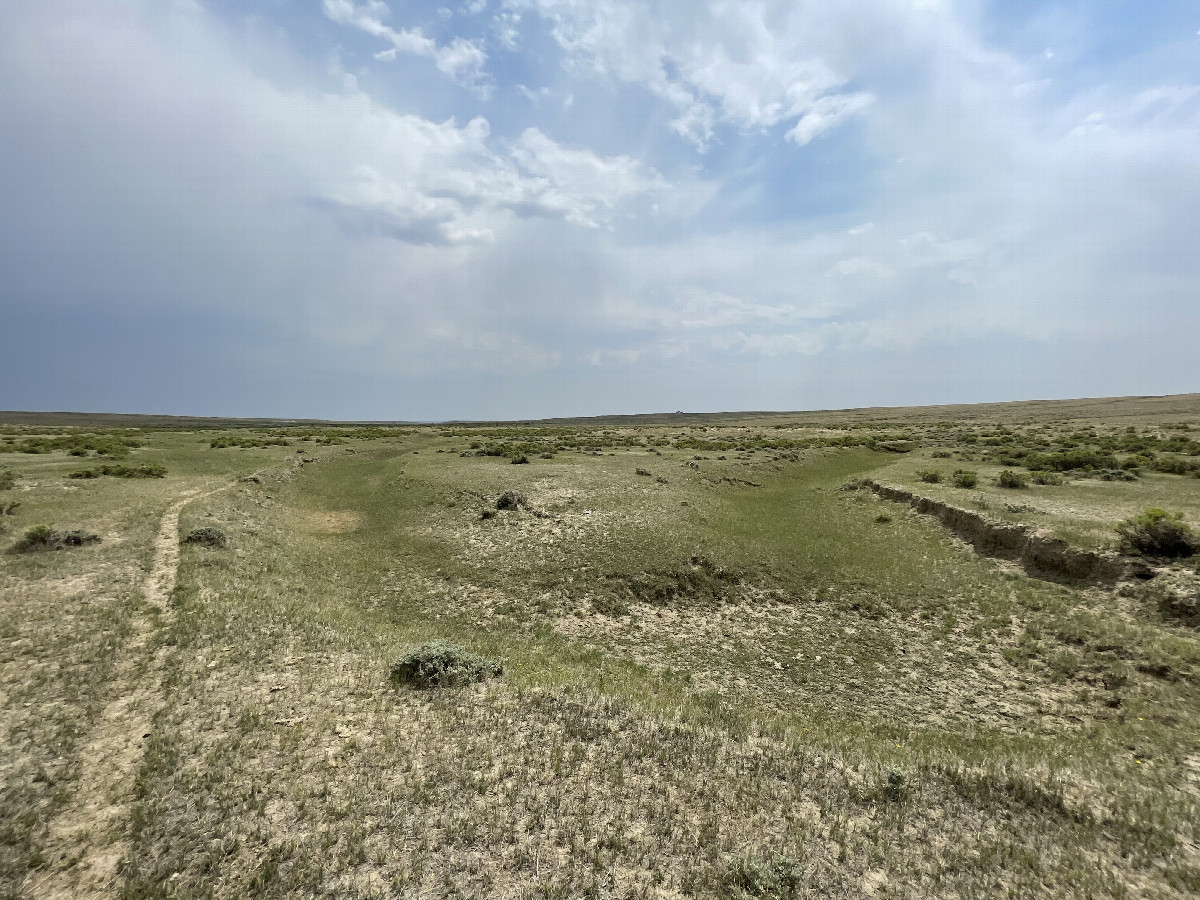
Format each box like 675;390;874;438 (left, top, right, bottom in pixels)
1;0;1197;420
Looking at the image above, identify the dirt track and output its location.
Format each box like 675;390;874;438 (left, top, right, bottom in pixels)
33;489;211;899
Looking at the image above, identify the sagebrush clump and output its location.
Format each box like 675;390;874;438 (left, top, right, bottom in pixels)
389;641;502;688
183;527;227;548
724;856;804;900
1030;471;1064;485
996;469;1028;489
916;469;941;484
496;490;526;510
69;464;166;479
1115;509;1197;558
951;469;978;488
12;524;101;553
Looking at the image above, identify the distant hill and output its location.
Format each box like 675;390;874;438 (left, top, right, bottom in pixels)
2;392;1198;429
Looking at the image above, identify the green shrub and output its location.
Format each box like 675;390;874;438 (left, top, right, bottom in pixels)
883;769;910;802
68;464;166;479
996;470;1028;489
724;856;804;900
1030;471;1064;485
389;641;502;688
496;490;526;511
1150;456;1195;475
182;527;227;548
210;436;291;449
1115;509;1197;558
916;470;941;484
951;469;978;488
1024;449;1118;472
511;454;530;465
12;525;101;553
0;469;14;491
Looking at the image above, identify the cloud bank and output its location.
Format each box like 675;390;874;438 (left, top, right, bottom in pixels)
0;0;1196;418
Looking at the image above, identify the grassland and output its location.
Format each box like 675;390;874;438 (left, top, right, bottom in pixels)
2;395;1199;898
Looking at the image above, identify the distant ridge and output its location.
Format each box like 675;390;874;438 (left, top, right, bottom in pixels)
2;393;1197;429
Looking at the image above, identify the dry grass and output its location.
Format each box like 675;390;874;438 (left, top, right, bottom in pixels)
2;402;1199;898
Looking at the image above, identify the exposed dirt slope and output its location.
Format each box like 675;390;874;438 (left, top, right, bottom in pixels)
859;479;1130;585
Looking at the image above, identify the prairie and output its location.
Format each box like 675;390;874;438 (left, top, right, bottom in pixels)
2;395;1199;899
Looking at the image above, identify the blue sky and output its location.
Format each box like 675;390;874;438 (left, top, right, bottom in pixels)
1;0;1197;420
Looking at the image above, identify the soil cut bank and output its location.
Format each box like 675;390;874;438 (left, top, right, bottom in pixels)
858;478;1132;585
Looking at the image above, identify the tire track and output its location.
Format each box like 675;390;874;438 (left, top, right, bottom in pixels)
32;487;220;899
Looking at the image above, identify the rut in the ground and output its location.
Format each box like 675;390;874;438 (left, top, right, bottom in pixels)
31;489;209;900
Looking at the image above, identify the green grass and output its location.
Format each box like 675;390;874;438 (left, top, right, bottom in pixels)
2;409;1199;898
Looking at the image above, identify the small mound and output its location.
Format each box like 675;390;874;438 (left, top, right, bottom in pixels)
389;641;502;689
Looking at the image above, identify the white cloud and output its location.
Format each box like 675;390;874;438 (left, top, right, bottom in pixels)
785;91;874;145
506;0;876;149
3;0;1199;415
508;128;667;226
323;0;487;86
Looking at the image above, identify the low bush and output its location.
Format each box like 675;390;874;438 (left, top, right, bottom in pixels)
1150;456;1196;476
182;527;227;548
69;464;166;479
210;436;291;449
724;856;804;900
1024;449;1119;472
1115;509;1197;558
511;454;530;465
882;769;910;803
496;490;526;511
12;525;101;553
0;469;14;490
916;470;941;484
996;470;1028;489
389;641;502;688
951;469;978;489
1030;471;1064;485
